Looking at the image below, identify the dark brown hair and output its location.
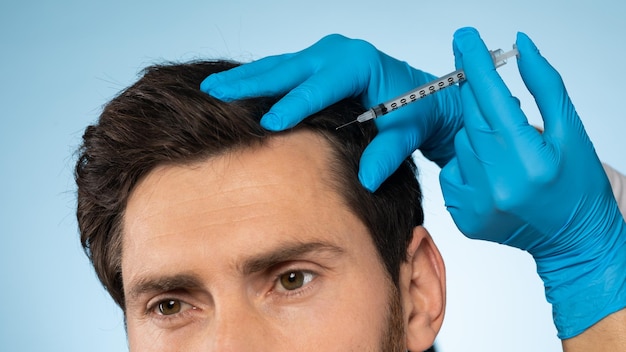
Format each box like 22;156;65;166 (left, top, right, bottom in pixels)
75;60;424;310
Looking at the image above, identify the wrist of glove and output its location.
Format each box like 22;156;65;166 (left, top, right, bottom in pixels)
533;204;626;338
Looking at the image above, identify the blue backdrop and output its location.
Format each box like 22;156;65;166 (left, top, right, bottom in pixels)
2;1;624;351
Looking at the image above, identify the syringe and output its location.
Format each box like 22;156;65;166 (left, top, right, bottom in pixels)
336;45;519;130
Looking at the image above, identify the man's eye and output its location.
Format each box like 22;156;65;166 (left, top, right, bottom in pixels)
157;299;183;315
278;270;314;291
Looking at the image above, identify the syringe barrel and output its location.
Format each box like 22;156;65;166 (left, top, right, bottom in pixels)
361;45;518;123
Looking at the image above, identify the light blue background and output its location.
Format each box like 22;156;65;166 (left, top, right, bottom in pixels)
1;1;624;351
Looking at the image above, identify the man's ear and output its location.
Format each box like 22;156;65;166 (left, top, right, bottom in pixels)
400;226;446;351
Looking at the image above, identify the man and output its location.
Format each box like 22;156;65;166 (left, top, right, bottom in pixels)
76;61;445;351
77;28;626;351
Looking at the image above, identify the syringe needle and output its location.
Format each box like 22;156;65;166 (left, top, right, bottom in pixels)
336;110;376;130
335;119;358;130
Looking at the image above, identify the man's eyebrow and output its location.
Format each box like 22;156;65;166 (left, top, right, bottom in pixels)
127;274;203;302
240;241;345;275
126;242;345;302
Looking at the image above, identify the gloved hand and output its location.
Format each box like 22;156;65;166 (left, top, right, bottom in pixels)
200;34;463;191
439;27;626;339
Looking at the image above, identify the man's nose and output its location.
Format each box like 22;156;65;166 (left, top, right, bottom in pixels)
204;302;272;351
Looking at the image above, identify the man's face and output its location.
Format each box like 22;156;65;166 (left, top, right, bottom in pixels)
122;130;406;351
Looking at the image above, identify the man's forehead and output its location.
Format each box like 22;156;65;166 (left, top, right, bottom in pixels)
126;129;339;211
121;128;363;276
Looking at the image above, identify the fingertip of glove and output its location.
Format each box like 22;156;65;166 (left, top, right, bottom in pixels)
516;32;540;58
260;112;285;131
200;75;233;101
200;74;219;92
358;150;386;193
453;27;480;39
515;32;554;82
453;27;481;52
358;171;380;193
452;27;493;72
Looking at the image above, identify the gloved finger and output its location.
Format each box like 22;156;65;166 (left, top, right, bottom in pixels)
260;67;364;130
455;73;536;173
201;52;318;102
200;54;294;99
452;30;491;132
515;32;587;144
358;127;420;192
439;130;487;238
199;34;358;100
452;129;492;205
454;63;494;156
440;156;465;191
455;27;548;174
439;157;470;229
511;96;521;108
453;43;512;166
453;28;529;138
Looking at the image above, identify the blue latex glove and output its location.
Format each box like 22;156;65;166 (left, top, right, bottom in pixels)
440;27;626;339
200;34;463;191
